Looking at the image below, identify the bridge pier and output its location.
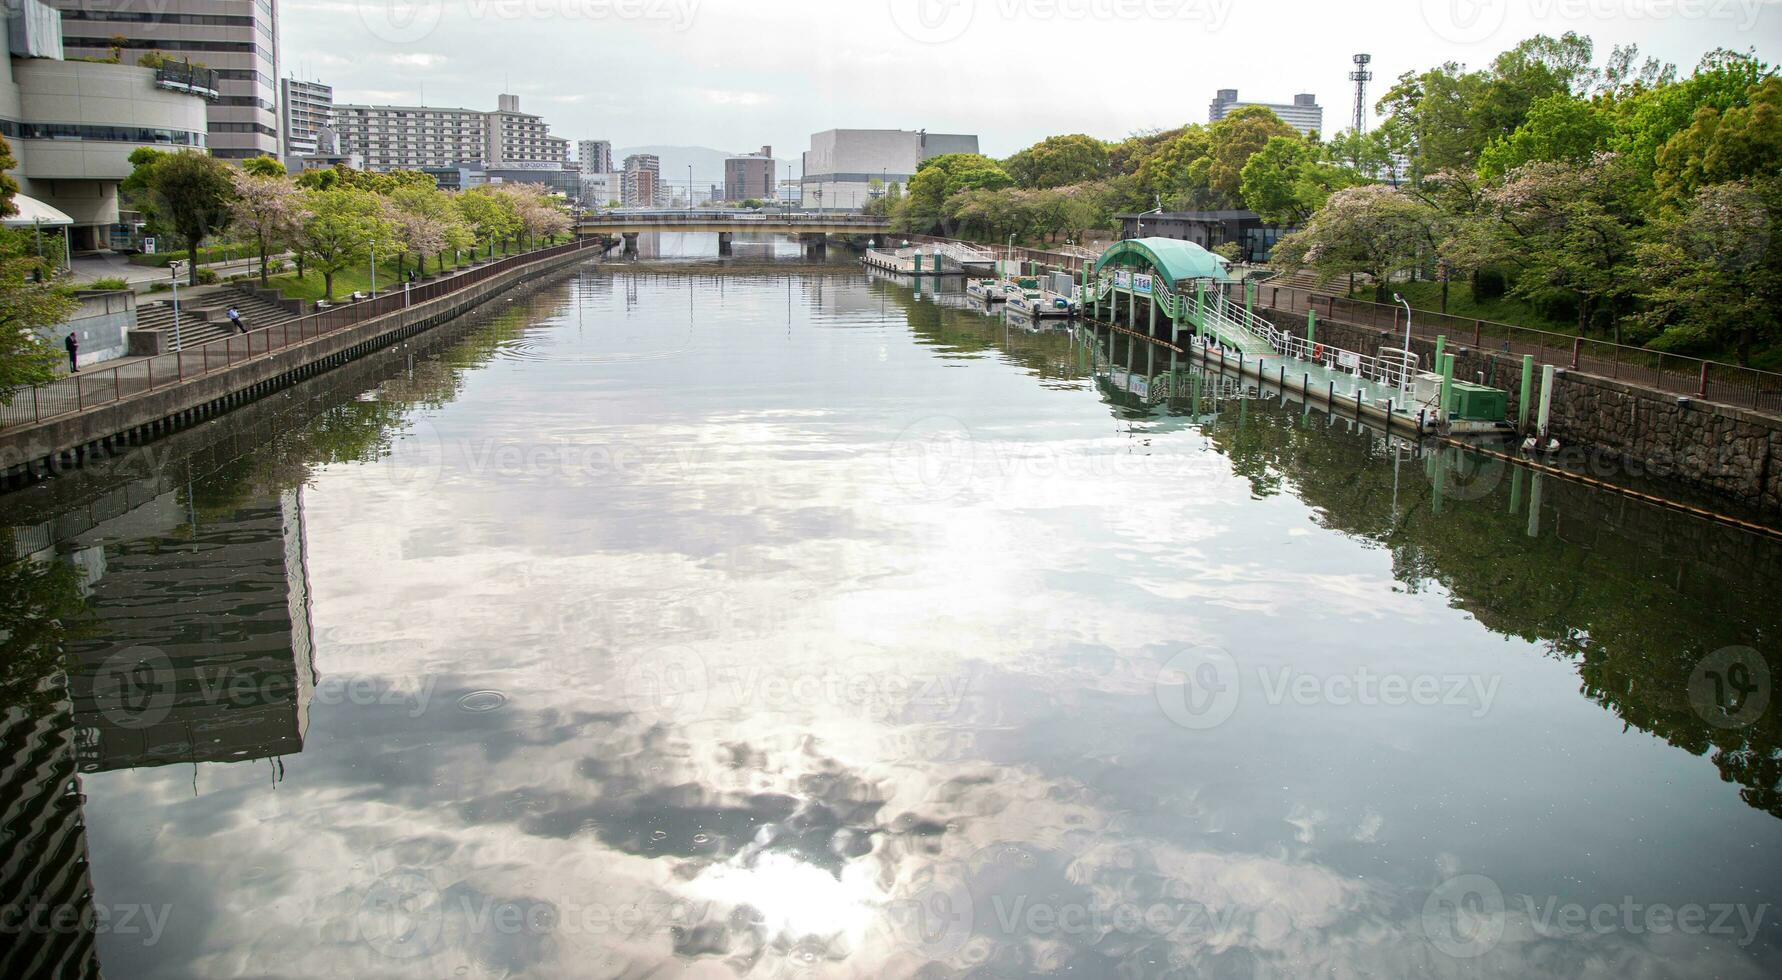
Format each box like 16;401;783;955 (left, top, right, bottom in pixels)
718;232;733;255
801;234;827;259
621;232;639;256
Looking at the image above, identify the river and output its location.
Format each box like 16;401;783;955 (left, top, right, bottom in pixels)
2;235;1779;978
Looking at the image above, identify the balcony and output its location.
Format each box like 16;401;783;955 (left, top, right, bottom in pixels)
154;61;221;101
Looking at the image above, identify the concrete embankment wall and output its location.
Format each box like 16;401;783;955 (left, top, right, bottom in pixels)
0;246;597;488
1260;309;1782;514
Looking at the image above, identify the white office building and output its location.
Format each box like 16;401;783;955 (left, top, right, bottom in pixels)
0;0;212;249
1208;90;1323;137
48;0;280;160
799;129;978;211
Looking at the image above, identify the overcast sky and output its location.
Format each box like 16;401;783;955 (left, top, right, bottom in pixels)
286;0;1780;167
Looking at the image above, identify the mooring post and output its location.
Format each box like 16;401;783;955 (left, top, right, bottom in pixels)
1537;364;1556;441
1434;334;1446;367
1439;353;1454;426
1517;354;1535;433
1307;309;1316;346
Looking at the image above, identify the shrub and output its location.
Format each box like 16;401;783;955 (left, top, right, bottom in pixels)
1473;268;1507;302
195;267;219;284
86;277;130;291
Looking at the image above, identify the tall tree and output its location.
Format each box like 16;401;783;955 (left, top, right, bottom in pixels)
136;151;235;285
1240;136;1366;226
293;187;384;301
1633;179;1780;365
1003;134;1109;188
1270;185;1438;301
228;168;303;286
0;135;78;398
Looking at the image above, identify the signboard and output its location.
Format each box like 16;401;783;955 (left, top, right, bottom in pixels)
1114;270;1131;288
142;237;156;255
1338;350;1361;370
1133;273;1153;295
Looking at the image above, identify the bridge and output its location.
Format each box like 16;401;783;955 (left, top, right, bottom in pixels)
575;210;890;255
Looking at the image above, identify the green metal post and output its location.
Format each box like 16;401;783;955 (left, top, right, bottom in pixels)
1438;353;1454;424
1307;309;1316;345
1195;284;1204;341
1434;334;1446;366
1245;280;1254;320
1147;292;1156;337
1517;354;1535;433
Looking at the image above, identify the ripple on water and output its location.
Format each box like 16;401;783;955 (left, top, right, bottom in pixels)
456;690;508;712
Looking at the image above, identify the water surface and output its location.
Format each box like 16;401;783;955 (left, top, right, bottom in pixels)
3;237;1780;978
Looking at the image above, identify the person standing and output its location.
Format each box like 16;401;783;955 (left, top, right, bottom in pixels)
227;306;246;334
63;331;78;373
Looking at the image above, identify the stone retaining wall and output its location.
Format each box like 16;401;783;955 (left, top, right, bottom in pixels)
1261;309;1782;513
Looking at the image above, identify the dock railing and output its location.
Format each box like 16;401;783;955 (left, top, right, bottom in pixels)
1258;282;1782;416
0;238;594;429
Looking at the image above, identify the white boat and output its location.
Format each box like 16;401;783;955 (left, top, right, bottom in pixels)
966;278;1005;303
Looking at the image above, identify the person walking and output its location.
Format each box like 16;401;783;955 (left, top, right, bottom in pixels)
63;331;78;374
227;306;246;334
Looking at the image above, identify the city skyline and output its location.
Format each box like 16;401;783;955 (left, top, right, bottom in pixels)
285;0;1775;160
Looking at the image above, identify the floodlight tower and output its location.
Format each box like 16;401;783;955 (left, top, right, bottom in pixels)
1350;54;1374;134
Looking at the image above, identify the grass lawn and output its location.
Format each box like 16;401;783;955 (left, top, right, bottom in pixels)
264;250;498;303
1363;279;1580;335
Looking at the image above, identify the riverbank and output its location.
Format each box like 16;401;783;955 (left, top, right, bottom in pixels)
0;239;600;488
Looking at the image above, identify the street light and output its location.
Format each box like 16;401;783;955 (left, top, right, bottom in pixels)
370;239;378;297
1393;292;1413;394
168;260;185;351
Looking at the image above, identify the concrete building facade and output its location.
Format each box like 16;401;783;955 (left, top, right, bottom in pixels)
0;0;213;249
1208;90;1323;137
799;128;978;211
622;153;660;207
333;94;566;172
278;76;330;163
724;145;775;203
577;138;612;174
47;0;280;159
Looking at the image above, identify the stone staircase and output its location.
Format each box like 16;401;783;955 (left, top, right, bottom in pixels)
1268;268;1372;296
132;287;304;351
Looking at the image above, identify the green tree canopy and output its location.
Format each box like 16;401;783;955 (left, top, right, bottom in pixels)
1003;134;1109;188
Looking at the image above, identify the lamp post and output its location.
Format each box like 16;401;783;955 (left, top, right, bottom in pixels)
688;164;693;212
169;260;185;351
370;239;378;297
1393;292;1412;394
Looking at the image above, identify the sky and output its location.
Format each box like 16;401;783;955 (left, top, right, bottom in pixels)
284;0;1782;172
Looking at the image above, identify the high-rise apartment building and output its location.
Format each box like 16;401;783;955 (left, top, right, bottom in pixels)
578;139;612;174
333;94;567;172
484;93;566;166
279;77;331;163
1208;90;1323;137
724;146;775;202
48;0;280;159
622;153;661;207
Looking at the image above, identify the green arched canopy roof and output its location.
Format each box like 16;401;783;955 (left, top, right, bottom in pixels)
1094;237;1233;284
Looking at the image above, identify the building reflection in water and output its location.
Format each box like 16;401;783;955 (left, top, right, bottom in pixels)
0;483;313;977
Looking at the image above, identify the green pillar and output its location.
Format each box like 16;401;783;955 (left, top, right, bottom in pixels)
913;254;922;274
1434;334;1446;366
1194;284;1205;340
1147;292;1156;337
1244;280;1254;320
1439;353;1455;423
1170;306;1180;346
1517;354;1535;433
1306;309;1316;345
1127;286;1135;328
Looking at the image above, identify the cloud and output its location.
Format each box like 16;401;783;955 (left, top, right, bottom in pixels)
388;52;446;68
701;88;769;107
